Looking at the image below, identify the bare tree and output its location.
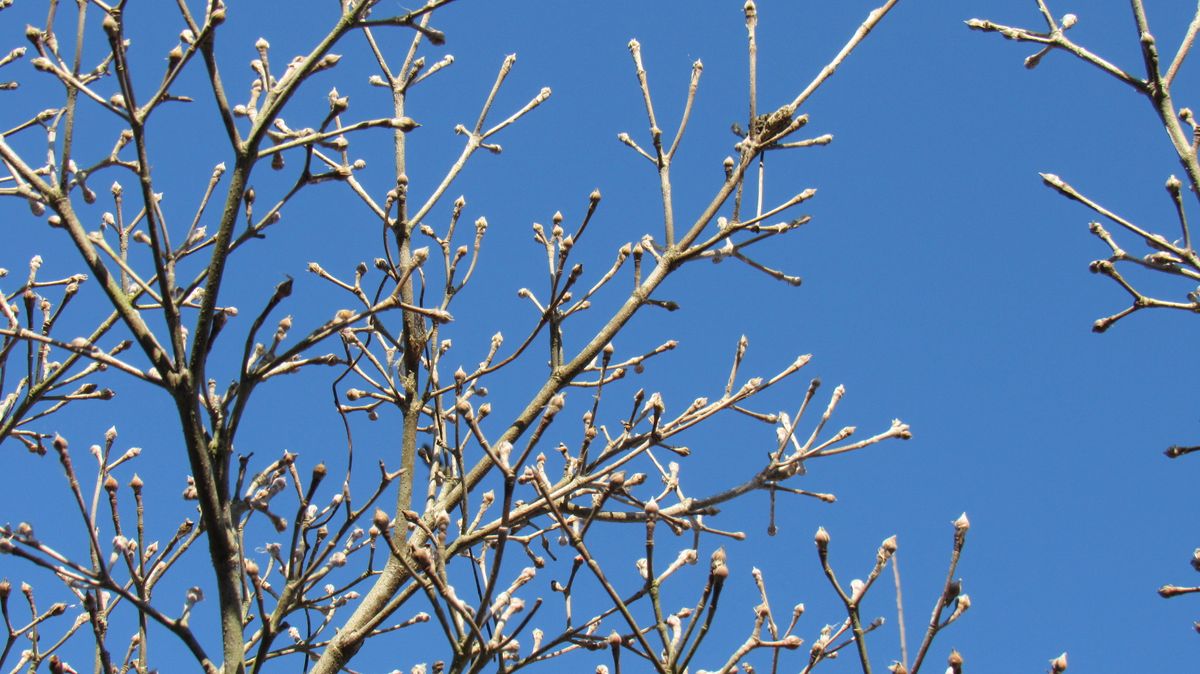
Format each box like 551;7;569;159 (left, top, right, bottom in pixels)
0;1;978;672
969;0;1200;642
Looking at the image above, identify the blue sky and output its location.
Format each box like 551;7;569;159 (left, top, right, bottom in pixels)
2;1;1197;672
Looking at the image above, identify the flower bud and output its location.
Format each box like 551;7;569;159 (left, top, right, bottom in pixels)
814;526;830;546
372;509;391;531
953;512;970;532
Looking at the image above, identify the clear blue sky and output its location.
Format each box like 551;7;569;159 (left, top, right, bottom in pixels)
2;1;1197;672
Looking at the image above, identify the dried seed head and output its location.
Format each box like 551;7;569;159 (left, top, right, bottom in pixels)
1050;652;1068;672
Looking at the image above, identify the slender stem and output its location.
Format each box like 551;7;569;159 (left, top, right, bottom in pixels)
893;550;908;670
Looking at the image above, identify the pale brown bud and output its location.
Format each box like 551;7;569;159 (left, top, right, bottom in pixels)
814;526;830;546
372;509;391;531
390;117;419;131
954;512;970;532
